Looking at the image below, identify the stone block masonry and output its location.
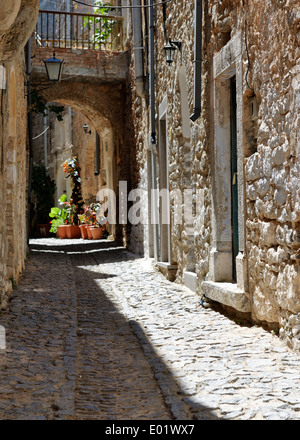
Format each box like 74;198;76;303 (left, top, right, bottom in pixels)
128;0;300;351
0;54;28;310
31;46;129;83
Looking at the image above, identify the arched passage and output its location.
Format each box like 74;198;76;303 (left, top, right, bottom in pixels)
30;79;132;242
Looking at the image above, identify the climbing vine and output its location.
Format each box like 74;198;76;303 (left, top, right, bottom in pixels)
30;88;65;121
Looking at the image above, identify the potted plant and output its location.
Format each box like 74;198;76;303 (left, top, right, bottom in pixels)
49;194;69;238
82;202;101;239
31;164;56;237
64;198;81;238
91;215;108;240
78;212;89;239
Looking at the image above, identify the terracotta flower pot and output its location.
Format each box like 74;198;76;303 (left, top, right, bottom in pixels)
91;227;104;240
86;226;94;239
79;224;88;239
57;225;68;239
66;225;81;239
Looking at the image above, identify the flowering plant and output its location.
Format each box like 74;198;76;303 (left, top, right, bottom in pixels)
64;198;78;225
62;156;81;182
81;202;101;225
62;156;84;225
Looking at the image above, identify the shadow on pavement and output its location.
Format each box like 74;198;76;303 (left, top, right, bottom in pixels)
29;238;142;265
67;240;220;420
2;238;220;420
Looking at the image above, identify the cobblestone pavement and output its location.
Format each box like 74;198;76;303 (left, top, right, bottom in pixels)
0;238;300;420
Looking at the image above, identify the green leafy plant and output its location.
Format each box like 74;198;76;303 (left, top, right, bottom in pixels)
83;2;117;48
49;194;68;233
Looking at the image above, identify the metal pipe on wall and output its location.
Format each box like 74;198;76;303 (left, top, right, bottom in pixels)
148;0;159;261
190;0;202;122
132;0;144;97
95;132;100;176
43;115;48;173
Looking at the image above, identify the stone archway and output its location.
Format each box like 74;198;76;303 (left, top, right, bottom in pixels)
31;80;131;241
40;80;126;133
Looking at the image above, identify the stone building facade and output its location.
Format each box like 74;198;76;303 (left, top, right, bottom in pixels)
0;1;39;309
127;0;300;350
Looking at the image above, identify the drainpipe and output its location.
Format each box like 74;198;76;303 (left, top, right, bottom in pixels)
148;0;159;261
190;0;202;122
95;132;100;176
132;0;144;97
43;115;48;173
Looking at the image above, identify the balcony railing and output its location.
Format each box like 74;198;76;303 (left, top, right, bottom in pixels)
35;10;124;51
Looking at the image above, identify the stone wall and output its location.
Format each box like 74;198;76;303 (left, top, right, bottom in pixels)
0;54;28;309
128;0;300;349
244;0;300;348
0;1;39;309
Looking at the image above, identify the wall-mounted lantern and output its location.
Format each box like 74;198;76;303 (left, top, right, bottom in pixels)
162;39;182;65
43;53;63;81
83;124;91;135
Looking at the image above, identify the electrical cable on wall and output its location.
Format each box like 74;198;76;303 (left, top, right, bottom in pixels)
32;125;49;140
242;0;254;92
72;0;174;9
42;0;174;9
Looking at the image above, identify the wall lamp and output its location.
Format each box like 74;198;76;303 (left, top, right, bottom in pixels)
162;39;182;65
83;124;92;134
43;53;63;81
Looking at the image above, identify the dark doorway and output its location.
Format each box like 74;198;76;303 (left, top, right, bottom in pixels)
230;75;239;281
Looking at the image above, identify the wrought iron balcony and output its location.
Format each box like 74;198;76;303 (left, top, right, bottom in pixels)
35;9;124;51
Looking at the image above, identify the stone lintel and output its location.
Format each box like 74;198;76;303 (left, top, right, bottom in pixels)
201;280;251;313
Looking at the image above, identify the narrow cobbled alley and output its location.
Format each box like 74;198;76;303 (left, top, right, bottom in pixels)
0;239;300;421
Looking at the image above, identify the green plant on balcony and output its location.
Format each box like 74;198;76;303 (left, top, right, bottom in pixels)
83;2;117;48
